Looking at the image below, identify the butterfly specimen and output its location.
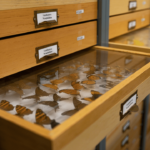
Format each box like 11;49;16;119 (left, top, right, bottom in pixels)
43;84;58;90
53;93;68;101
61;73;79;82
59;89;80;95
81;80;96;85
87;75;100;81
103;70;112;75
62;97;87;116
84;65;96;75
51;79;64;85
0;100;14;111
16;105;33;116
71;81;85;90
23;87;49;101
36;109;59;129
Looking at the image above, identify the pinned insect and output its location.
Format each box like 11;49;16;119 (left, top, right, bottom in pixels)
51;79;64;85
16;105;33;116
59;89;80;95
0;100;14;111
71;81;85;90
81;80;96;85
43;84;58;90
87;75;100;81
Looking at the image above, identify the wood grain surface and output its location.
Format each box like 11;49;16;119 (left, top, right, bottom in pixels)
109;9;150;39
0;21;97;79
0;2;97;38
110;0;150;16
0;0;97;10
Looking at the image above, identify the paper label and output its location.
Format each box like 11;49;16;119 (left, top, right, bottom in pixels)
128;21;136;29
122;136;129;146
123;121;130;132
37;11;57;25
77;35;85;41
38;45;58;59
123;94;137;115
76;9;84;14
129;1;137;9
125;58;132;64
141;18;145;22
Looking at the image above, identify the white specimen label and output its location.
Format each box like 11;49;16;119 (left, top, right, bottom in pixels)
122;136;129;146
129;1;137;9
143;1;146;5
125;58;132;65
39;45;58;59
76;9;84;14
37;11;57;25
123;94;137;115
128;21;136;29
141;18;145;22
123;121;130;132
77;35;85;41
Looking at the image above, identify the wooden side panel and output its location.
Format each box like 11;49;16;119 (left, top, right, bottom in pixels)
110;0;150;16
0;2;97;38
109;9;150;39
0;21;97;79
0;0;97;10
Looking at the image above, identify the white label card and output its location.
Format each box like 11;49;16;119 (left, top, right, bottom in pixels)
122;136;129;146
38;45;58;59
129;1;137;9
123;121;130;132
128;21;136;29
76;9;84;14
123;93;137;115
77;35;85;41
37;11;57;25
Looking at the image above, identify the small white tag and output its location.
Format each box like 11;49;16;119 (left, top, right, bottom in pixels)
141;18;145;22
77;35;85;41
37;11;57;25
129;1;137;9
128;21;136;29
76;9;84;14
39;45;58;59
125;58;132;65
143;1;146;5
122;136;129;146
123;121;130;132
123;94;137;115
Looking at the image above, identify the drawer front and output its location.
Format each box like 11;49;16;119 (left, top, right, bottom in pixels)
0;21;97;79
109;9;150;39
0;0;97;10
110;0;150;16
0;2;97;38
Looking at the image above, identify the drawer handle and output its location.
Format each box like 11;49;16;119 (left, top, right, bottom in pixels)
121;135;129;147
34;9;59;28
35;42;59;63
120;91;139;120
123;121;130;133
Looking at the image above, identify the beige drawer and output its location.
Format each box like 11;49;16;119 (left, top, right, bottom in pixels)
110;0;150;16
0;2;97;38
109;9;150;39
0;21;97;79
0;46;150;150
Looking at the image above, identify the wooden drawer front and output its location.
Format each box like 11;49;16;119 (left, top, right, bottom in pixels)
0;0;97;10
109;9;150;39
0;2;97;38
110;0;150;16
0;21;97;79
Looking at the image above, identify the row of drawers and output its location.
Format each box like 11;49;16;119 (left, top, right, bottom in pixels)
106;102;143;150
110;0;150;16
109;9;150;39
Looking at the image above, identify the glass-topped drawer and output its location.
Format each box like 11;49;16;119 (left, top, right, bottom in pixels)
0;46;150;150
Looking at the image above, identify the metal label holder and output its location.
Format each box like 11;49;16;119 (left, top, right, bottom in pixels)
128;20;136;30
129;1;137;10
34;9;59;28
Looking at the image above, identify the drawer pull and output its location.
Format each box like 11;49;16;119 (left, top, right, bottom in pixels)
128;20;136;30
120;91;139;120
34;9;59;28
121;135;129;147
129;1;137;10
35;42;59;63
123;121;130;132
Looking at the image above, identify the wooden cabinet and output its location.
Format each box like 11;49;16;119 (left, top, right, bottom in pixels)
109;9;150;39
110;0;150;16
0;21;97;79
0;46;150;150
0;2;97;38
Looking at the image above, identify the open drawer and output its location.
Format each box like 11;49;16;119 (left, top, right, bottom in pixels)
0;46;150;150
109;26;150;55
